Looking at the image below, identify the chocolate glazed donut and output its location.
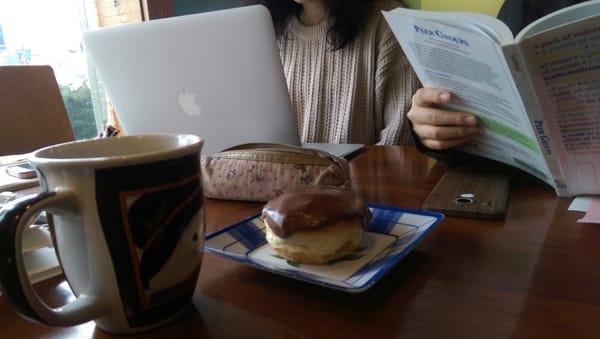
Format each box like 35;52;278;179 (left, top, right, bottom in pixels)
261;186;371;264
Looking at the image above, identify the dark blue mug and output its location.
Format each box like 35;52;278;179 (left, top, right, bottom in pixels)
0;134;204;334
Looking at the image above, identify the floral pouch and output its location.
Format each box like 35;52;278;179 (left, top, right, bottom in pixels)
201;143;351;202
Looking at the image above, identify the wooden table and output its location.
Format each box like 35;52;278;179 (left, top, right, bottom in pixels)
1;146;599;338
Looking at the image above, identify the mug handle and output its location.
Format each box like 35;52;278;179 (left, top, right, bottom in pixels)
0;190;107;326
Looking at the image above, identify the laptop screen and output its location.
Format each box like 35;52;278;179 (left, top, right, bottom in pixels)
83;5;301;156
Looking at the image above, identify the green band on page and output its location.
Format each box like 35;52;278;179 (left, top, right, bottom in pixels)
475;115;541;154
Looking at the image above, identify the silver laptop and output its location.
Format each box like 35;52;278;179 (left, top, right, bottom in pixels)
83;5;362;157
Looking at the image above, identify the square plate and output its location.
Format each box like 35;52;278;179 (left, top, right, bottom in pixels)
204;204;444;293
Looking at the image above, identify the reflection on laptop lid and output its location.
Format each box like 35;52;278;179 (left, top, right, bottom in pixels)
0;65;75;156
83;5;301;156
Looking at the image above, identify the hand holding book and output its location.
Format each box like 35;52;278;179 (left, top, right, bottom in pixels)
407;87;479;150
385;1;600;196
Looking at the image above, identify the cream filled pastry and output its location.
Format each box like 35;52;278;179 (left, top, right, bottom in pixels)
261;186;371;264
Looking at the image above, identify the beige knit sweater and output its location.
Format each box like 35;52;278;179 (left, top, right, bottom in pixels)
278;2;420;145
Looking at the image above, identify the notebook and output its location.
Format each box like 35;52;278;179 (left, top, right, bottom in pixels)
83;5;363;158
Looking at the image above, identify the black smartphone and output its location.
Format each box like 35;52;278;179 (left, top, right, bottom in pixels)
423;169;510;219
5;163;37;179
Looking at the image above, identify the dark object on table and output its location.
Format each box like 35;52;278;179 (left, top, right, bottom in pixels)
423;169;510;219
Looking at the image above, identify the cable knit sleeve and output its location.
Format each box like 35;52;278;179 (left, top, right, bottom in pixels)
374;16;421;145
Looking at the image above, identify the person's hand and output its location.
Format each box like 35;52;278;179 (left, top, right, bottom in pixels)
407;87;479;150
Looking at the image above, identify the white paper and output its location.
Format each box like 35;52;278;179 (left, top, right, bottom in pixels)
577;197;600;224
569;196;595;212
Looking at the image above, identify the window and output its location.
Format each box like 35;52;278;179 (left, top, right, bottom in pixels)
0;0;149;140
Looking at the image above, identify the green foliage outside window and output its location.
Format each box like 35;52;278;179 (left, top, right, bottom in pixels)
59;83;97;140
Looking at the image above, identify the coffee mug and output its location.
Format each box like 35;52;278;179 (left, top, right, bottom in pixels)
0;134;204;334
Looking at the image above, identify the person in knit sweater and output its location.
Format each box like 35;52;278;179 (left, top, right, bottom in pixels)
254;0;423;145
256;0;587;154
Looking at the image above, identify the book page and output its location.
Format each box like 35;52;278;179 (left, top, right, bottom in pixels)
23;247;62;284
383;10;553;185
518;16;600;195
516;0;600;41
387;7;514;43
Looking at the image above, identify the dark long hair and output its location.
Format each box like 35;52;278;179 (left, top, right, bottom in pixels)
248;0;375;50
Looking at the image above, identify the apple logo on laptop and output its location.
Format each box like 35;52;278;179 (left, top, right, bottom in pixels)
178;86;202;117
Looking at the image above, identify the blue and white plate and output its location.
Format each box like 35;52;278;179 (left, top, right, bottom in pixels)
204;204;444;293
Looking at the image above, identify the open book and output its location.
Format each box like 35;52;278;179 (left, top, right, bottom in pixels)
383;1;600;197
